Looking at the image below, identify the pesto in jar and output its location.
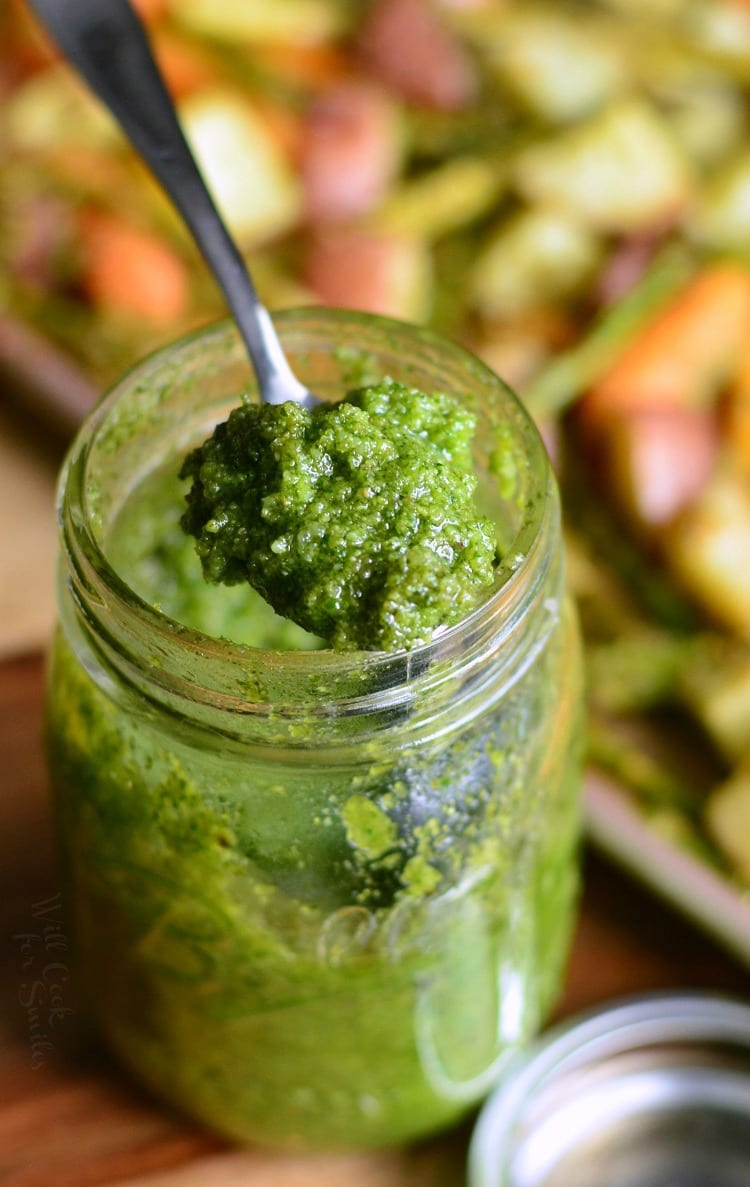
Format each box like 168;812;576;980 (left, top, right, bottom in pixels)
180;380;497;651
46;313;583;1150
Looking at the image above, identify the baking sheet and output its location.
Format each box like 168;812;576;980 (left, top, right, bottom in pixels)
586;768;750;970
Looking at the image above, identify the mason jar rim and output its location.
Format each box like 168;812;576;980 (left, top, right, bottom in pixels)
469;992;750;1187
59;308;558;721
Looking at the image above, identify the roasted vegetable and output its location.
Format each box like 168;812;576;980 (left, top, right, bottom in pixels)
179;89;301;244
471;207;601;318
514;101;692;233
663;469;750;639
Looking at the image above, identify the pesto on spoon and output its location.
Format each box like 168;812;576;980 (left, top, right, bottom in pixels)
180;379;498;652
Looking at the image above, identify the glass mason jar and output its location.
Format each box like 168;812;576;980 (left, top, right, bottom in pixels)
47;309;583;1150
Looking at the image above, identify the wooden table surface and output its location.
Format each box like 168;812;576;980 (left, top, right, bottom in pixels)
2;653;748;1187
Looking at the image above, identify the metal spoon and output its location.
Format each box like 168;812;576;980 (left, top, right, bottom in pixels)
27;0;316;409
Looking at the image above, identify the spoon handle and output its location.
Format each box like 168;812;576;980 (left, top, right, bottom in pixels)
27;0;312;406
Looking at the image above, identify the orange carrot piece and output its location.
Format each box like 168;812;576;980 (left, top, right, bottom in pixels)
80;211;189;324
581;264;750;432
131;0;169;23
260;42;349;91
155;34;218;99
8;0;59;71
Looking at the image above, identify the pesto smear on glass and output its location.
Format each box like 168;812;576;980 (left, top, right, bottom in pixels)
180;380;497;651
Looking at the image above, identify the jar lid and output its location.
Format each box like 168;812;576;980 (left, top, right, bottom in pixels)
469;993;750;1187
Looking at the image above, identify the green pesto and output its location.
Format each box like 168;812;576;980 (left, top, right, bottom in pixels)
180;380;497;651
48;610;581;1147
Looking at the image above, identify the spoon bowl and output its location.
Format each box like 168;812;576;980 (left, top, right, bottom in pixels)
27;0;318;409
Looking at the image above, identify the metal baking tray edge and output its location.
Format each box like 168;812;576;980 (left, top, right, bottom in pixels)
585;768;750;971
